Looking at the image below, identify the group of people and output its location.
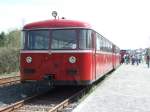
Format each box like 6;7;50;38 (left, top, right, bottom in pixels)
123;54;141;65
121;54;150;68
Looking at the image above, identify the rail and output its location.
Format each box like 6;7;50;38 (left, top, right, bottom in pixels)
0;87;90;112
0;76;20;85
0;94;38;112
0;74;108;112
48;87;90;112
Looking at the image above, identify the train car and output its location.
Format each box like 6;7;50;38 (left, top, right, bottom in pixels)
20;17;120;86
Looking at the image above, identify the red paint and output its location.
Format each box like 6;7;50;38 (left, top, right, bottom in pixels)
20;53;93;80
24;19;91;29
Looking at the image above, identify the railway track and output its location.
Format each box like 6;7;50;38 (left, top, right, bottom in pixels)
0;86;90;112
0;73;108;112
0;76;20;86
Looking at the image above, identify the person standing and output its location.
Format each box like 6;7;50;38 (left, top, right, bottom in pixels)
146;48;150;68
135;55;139;66
131;55;135;65
146;55;150;68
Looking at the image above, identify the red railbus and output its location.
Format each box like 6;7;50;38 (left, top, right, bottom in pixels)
20;19;120;86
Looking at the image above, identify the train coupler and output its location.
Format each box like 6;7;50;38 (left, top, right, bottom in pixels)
43;74;55;87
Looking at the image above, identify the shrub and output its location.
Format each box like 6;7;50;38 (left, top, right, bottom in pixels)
0;47;19;74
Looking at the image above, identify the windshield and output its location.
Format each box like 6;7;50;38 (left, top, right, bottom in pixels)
22;29;92;50
26;30;49;50
51;29;77;50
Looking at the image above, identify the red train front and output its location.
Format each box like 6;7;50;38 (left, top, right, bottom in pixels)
20;19;95;85
20;19;120;86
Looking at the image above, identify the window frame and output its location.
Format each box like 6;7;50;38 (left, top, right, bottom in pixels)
22;28;94;51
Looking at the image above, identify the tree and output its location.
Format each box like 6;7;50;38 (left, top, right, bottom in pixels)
0;29;21;74
5;30;21;48
0;32;5;47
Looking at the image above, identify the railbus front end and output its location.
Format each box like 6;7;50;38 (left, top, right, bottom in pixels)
20;27;95;86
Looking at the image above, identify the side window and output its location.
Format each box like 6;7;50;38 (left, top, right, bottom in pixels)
105;41;108;52
108;41;110;52
96;33;100;50
117;47;120;53
110;43;112;52
95;32;113;52
101;38;104;51
100;35;103;51
103;39;106;51
79;29;92;49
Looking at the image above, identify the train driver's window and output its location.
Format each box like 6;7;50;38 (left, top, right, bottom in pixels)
26;30;49;50
51;29;77;50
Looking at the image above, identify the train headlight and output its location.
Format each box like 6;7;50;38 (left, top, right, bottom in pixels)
69;56;76;64
26;56;32;63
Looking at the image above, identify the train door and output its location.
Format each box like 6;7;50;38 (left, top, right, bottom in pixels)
112;45;116;69
92;31;96;81
95;33;103;80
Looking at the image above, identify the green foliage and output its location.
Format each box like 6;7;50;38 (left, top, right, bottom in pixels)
0;32;6;47
5;30;21;48
0;29;21;74
0;47;19;74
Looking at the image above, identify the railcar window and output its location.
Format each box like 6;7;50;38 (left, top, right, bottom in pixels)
79;30;92;49
100;35;103;51
116;47;120;53
51;30;77;50
105;40;108;52
108;41;111;52
26;30;49;50
96;33;101;50
102;39;106;51
110;43;112;52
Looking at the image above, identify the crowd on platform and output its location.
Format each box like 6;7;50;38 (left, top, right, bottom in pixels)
120;48;150;68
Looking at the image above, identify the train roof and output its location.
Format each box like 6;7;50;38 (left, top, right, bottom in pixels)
23;19;91;30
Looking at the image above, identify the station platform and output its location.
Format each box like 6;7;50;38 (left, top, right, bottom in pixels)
73;64;150;112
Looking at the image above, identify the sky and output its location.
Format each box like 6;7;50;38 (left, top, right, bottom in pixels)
0;0;150;49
